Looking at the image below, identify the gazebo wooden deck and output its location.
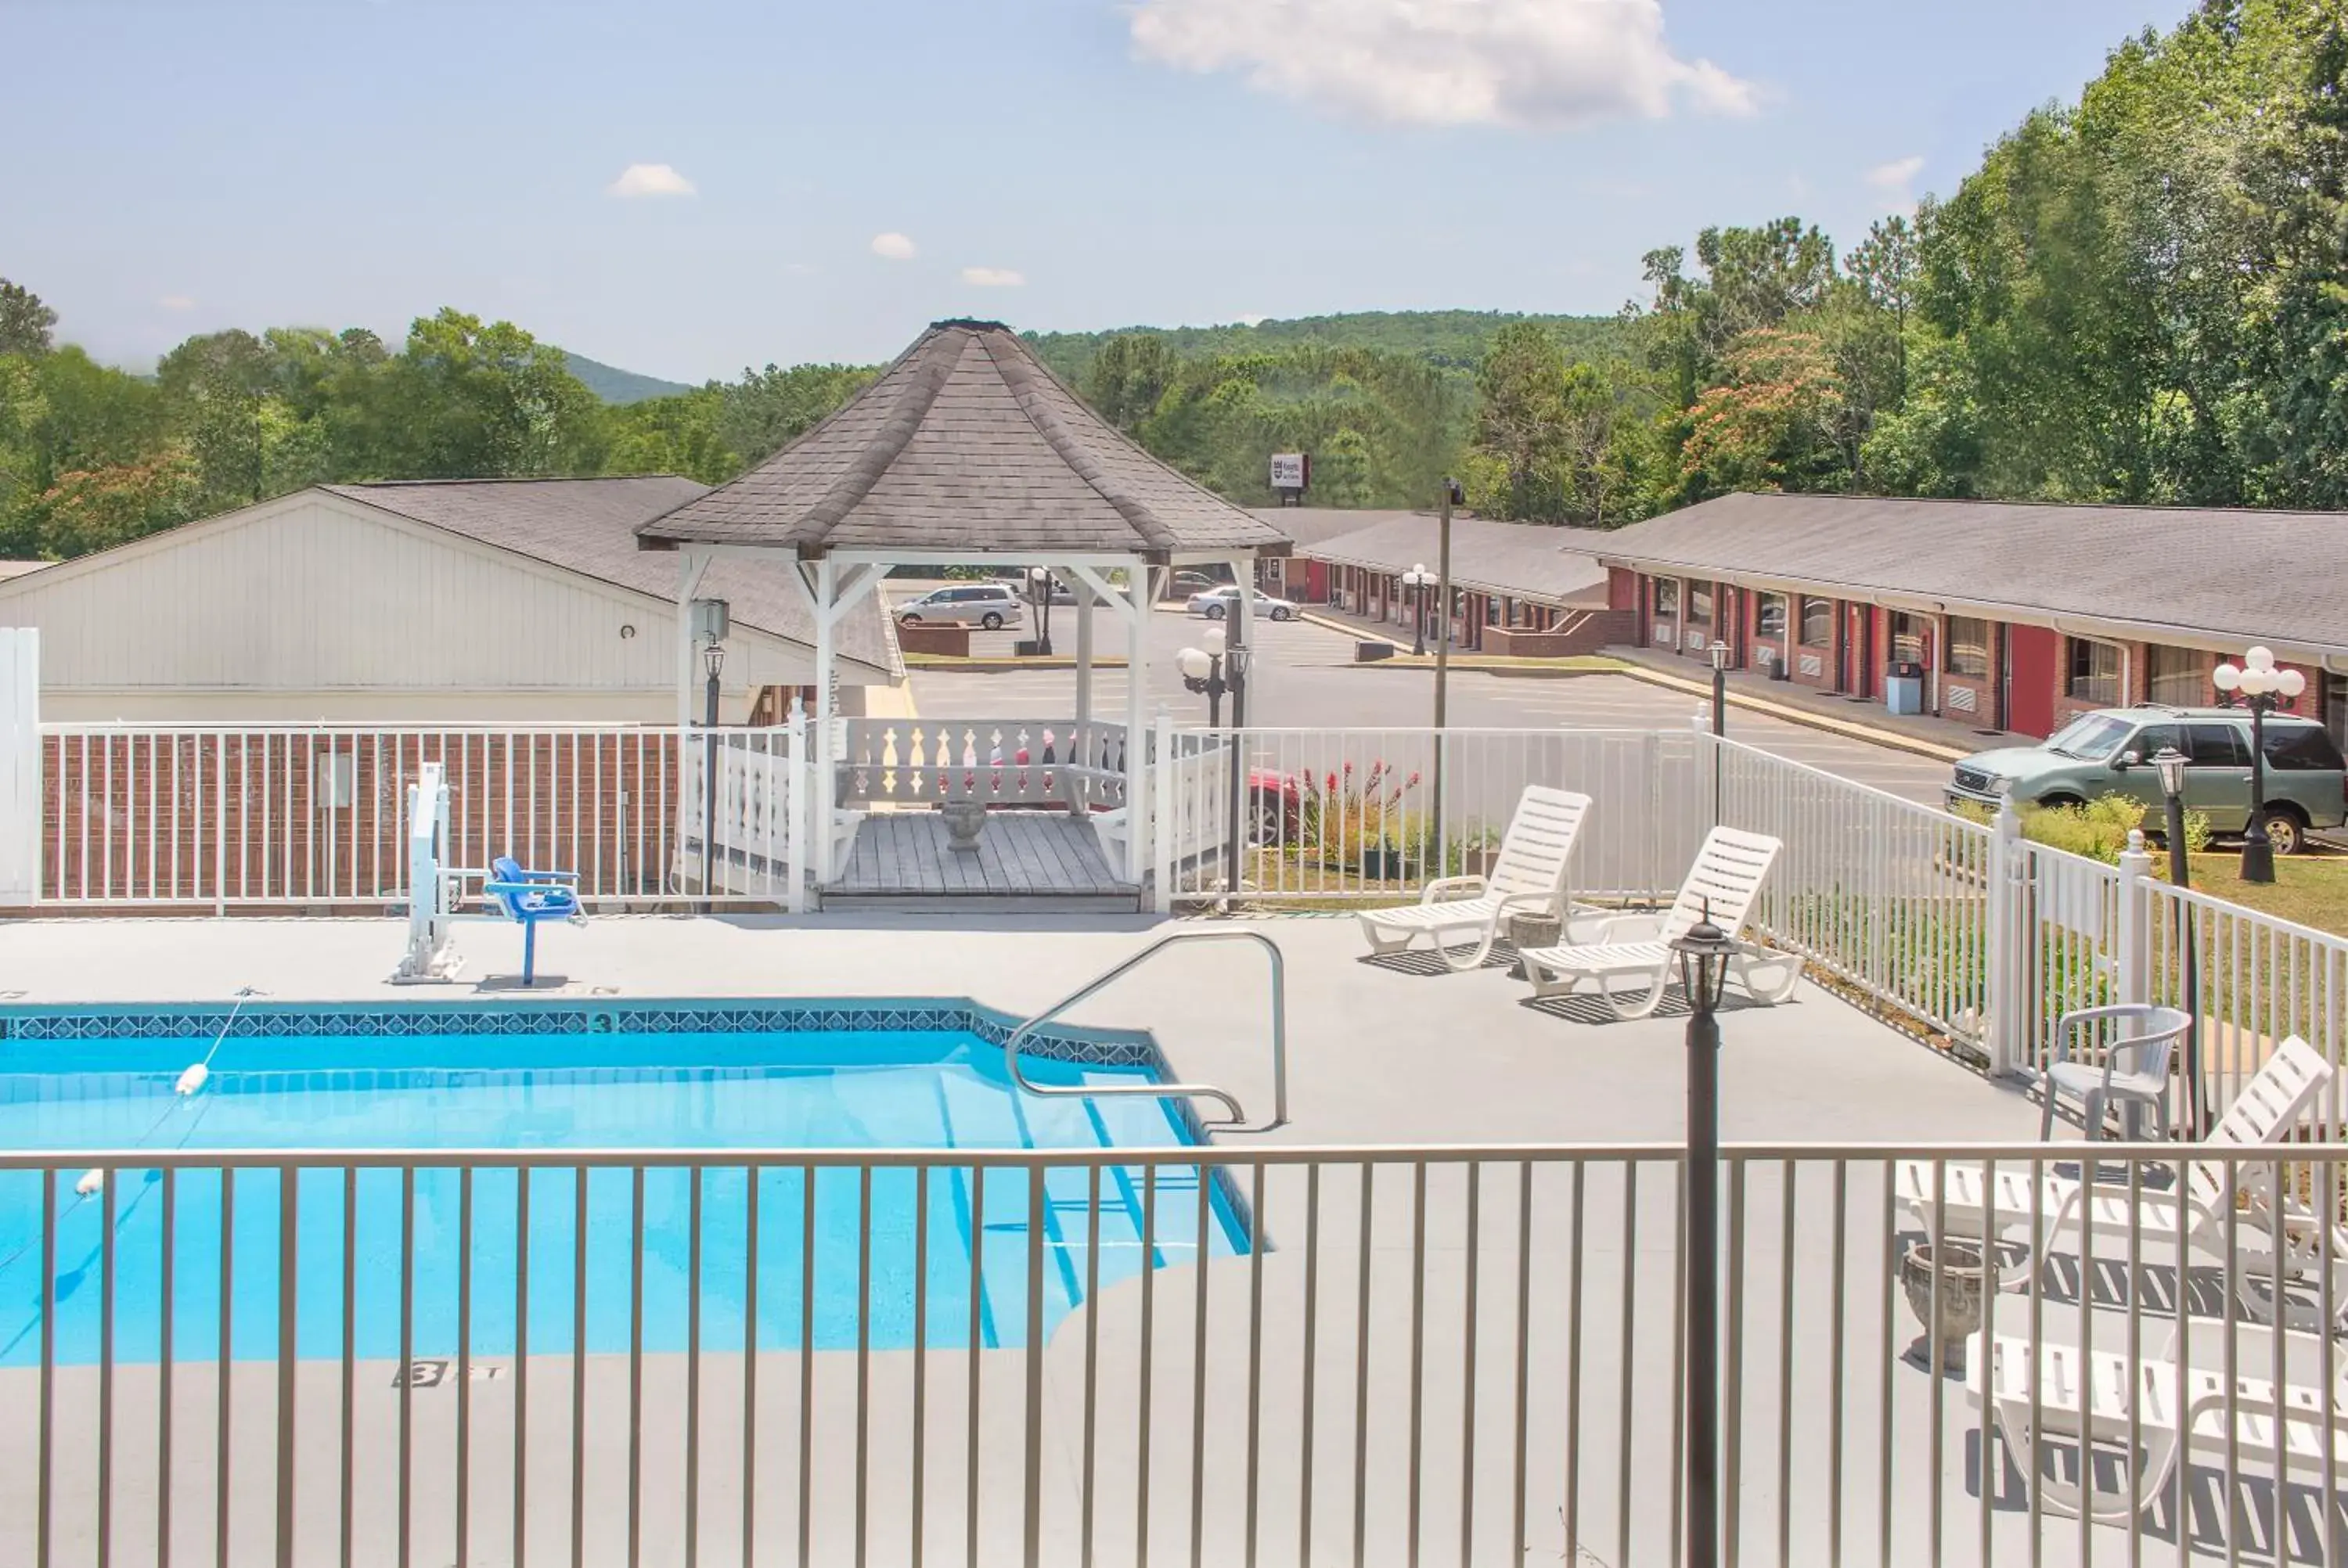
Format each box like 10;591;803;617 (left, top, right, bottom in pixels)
636;318;1290;906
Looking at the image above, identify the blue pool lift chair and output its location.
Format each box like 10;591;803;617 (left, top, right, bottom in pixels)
483;854;587;986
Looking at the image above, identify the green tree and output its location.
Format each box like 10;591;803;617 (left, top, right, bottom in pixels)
718;361;876;467
380;309;603;478
0;279;56;358
606;387;740;484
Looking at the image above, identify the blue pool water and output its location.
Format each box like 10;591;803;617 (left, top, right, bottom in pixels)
0;1013;1245;1365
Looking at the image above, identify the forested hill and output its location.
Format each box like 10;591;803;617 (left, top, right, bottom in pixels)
556;351;694;405
1023;311;1622;384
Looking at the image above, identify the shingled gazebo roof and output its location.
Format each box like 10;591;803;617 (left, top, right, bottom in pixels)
636;319;1293;563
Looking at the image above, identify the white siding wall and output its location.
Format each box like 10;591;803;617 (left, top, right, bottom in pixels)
0;494;837;722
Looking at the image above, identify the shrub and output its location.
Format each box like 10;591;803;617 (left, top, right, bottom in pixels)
1954;792;2211;865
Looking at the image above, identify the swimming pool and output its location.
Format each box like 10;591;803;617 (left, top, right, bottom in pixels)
0;1001;1248;1365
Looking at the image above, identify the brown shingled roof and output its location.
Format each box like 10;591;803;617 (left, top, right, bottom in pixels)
637;320;1294;563
328;476;899;677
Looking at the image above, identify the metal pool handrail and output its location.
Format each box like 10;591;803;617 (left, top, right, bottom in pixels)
999;928;1288;1131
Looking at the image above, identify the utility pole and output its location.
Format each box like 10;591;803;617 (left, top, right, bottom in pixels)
1430;479;1460;865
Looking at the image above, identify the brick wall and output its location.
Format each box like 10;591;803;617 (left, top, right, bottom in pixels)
1484;612;1634;658
41;731;689;908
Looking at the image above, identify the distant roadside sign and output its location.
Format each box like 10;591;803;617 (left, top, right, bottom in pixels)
1269;452;1309;493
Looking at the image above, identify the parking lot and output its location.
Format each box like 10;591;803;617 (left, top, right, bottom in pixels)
895;590;1958;807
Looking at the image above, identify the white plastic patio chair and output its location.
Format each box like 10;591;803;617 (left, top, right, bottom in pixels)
1514;826;1792;1020
2037;1002;2191;1142
1969;1307;2348;1523
1356;786;1592;971
1898;1036;2346;1319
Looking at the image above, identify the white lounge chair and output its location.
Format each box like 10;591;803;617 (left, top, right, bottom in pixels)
1514;826;1793;1020
1897;1037;2346;1318
1356;786;1592;971
1969;1307;2348;1523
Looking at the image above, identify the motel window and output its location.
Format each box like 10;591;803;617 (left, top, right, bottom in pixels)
1945;617;1990;679
2066;638;2121;707
1889;612;1928;666
2146;645;2210;708
1756;592;1788;640
1652;578;1678;617
1688;583;1714;626
1799;597;1833;648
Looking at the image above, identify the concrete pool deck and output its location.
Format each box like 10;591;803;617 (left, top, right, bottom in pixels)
7;914;2283;1567
0;910;2039;1146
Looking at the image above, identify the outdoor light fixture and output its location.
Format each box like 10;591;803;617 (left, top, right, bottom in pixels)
1672;898;1738;1568
2150;744;2205;1131
1401;563;1434;656
699;637;727;907
2213;646;2303;883
1178;628;1234;725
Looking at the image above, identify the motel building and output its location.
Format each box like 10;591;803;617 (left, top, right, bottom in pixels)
1586;492;2348;747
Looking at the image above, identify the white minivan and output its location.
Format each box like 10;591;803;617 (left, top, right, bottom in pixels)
896;582;1026;631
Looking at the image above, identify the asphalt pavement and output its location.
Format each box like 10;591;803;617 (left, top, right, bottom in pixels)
899;601;1957;807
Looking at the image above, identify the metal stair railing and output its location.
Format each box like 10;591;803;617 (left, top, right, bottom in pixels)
999;929;1287;1132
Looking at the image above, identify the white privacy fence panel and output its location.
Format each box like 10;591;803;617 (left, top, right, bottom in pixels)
1161;726;1700;906
0;628;37;904
5;1139;2343;1568
40;724;801;910
676;725;804;904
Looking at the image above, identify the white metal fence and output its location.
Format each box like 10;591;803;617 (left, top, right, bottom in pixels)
5;1140;2343;1567
1156;726;1702;908
39;723;800;912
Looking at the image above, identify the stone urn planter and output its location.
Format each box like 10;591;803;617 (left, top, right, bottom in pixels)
939;800;988;854
1506;911;1565;979
1900;1239;1990;1374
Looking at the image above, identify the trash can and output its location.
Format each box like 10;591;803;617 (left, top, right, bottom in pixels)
1884;660;1925;717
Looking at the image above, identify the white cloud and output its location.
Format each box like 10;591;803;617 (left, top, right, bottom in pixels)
870;232;918;261
607;163;697;199
1129;0;1755;130
157;295;195;311
1866;155;1925;191
960;266;1025;287
1236;313;1268;327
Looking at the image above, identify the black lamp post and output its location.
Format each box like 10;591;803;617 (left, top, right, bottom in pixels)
700;638;726;901
1708;639;1730;738
1178;630;1232;726
1181;628;1248;904
1673;905;1737;1568
2151;745;2205;1134
1028;566;1055;656
1402;563;1432;657
2213;646;2303;885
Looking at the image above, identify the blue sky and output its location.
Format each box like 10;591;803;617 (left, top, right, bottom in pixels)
3;0;2194;383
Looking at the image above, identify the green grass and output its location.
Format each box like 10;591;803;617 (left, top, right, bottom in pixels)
2157;848;2348;937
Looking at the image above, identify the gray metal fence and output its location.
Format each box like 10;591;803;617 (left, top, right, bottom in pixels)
4;1140;2343;1567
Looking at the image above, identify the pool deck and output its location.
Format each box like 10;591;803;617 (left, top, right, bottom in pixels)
5;914;2260;1567
0;909;2033;1146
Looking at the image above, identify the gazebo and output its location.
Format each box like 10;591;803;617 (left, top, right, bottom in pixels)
637;318;1292;905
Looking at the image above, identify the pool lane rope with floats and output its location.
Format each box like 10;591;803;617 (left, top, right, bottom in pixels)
0;986;267;1283
71;983;264;1189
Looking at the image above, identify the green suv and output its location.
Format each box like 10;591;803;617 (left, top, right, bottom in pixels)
1945;705;2348;855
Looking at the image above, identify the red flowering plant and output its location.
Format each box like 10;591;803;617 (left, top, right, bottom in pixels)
1295;759;1423;869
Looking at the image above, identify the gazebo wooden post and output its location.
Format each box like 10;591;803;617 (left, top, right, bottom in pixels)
1125;563;1150;883
1071;569;1094;815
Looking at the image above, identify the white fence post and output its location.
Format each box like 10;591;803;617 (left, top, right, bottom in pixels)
1151;710;1174;914
786;709;809;913
2116;827;2152;1008
1986;794;2027;1078
0;628;37;906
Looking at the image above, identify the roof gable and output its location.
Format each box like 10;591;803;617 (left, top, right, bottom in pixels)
638;321;1294;562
